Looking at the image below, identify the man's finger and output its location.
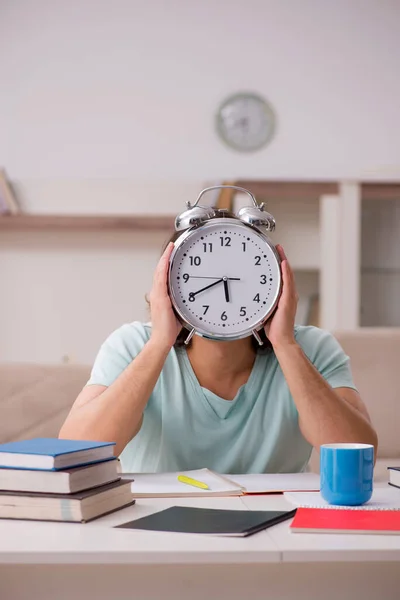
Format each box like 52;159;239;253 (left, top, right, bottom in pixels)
153;242;174;288
276;244;287;262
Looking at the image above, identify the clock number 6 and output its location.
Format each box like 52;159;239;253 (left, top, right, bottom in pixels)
221;311;228;321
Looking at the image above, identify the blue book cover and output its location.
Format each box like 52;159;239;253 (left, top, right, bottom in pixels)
0;438;115;457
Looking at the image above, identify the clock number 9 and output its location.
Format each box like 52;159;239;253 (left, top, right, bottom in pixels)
182;273;189;283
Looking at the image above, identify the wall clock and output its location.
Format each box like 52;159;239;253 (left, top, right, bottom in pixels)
168;185;282;345
215;92;276;152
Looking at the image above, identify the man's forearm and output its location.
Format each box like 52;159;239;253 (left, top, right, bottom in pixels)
274;342;378;451
60;338;170;454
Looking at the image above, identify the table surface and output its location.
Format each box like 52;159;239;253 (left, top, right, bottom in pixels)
1;486;400;565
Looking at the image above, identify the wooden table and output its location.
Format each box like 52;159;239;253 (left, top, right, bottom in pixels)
1;494;400;600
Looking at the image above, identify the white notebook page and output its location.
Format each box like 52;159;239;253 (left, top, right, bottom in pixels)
123;468;243;497
228;472;320;494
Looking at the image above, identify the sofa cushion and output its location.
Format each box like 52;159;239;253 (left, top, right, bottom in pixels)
335;329;400;459
0;364;90;443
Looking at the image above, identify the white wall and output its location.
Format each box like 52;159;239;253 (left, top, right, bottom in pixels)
1;0;400;363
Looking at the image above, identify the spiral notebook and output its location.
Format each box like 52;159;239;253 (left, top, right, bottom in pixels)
284;487;400;511
291;508;400;534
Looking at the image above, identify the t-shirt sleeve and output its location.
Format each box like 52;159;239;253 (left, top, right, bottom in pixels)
295;326;357;391
87;322;151;387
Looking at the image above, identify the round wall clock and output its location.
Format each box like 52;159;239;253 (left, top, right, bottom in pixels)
215;92;276;152
168;186;282;345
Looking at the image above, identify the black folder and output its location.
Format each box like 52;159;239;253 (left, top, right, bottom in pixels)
116;506;296;537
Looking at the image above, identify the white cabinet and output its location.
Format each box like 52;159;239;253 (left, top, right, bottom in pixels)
230;180;400;331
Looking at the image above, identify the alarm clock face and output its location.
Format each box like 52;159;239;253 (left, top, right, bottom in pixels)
169;218;281;340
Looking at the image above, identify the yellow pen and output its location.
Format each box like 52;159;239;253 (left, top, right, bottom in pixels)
177;474;210;490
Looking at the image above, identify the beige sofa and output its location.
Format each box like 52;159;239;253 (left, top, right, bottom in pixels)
0;329;399;480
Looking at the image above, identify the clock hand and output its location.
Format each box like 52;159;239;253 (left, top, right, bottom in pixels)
188;276;241;281
223;277;230;302
189;278;224;299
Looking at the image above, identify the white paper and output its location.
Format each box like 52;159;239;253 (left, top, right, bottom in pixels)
284;488;400;510
122;468;243;497
227;472;320;493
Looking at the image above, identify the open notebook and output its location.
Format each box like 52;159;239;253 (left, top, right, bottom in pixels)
122;470;320;498
123;469;244;498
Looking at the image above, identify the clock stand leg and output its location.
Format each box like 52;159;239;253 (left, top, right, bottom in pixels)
184;328;196;345
252;330;264;346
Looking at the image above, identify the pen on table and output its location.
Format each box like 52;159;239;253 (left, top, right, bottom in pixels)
177;475;210;490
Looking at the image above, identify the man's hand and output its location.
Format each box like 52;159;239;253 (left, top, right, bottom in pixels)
264;245;298;350
149;242;182;351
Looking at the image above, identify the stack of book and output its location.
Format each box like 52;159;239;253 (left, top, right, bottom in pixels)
388;466;400;490
0;168;20;215
0;438;134;523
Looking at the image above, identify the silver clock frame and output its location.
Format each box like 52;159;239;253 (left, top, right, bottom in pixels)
168;217;282;344
215;91;276;153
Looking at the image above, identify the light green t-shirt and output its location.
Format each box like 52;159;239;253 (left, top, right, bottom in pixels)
87;323;356;474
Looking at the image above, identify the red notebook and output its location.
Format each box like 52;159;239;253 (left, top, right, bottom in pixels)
291;508;400;535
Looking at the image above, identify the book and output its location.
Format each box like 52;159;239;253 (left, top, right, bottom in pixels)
116;506;296;537
0;185;9;214
0;168;20;214
122;468;244;498
0;438;115;471
388;467;400;489
0;479;134;522
284;488;400;510
291;507;400;534
228;472;320;494
0;459;120;494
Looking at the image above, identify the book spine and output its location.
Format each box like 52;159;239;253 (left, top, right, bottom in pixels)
0;169;20;215
0;190;10;214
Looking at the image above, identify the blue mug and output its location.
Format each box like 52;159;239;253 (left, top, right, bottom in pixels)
320;443;374;506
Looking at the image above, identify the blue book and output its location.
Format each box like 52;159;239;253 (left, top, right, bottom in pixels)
0;438;115;471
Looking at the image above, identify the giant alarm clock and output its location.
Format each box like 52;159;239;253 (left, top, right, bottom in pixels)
168;185;282;345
